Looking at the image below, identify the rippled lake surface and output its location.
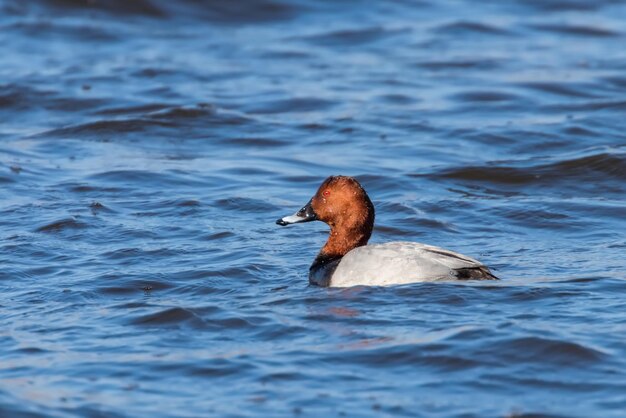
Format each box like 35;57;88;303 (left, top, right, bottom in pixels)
1;0;626;416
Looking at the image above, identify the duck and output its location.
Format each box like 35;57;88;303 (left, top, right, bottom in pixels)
276;175;498;287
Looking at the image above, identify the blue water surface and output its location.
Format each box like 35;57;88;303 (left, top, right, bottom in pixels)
1;1;625;417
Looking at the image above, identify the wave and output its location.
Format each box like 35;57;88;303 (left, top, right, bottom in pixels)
434;20;513;37
529;23;620;37
426;151;626;185
35;217;88;233
39;105;253;139
18;0;298;23
295;26;410;47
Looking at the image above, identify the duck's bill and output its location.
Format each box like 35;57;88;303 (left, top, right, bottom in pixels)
276;200;317;226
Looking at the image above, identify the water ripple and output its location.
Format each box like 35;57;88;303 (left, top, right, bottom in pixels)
2;1;626;417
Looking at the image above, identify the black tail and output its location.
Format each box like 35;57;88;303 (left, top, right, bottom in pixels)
454;266;499;280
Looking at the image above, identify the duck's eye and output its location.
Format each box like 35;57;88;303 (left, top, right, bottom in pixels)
323;190;330;197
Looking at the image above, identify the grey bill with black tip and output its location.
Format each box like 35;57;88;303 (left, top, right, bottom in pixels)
276;199;317;226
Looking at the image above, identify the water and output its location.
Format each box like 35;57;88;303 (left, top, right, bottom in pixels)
1;0;625;416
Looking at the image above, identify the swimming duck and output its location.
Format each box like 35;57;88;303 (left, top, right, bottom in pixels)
276;175;498;287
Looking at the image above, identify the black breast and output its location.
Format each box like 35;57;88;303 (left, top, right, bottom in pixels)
309;254;343;287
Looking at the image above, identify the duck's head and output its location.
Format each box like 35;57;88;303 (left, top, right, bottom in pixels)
276;176;375;249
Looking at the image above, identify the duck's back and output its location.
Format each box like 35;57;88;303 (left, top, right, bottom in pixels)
329;241;497;287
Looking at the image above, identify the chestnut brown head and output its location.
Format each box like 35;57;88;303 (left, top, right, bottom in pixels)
309;176;374;228
276;175;375;233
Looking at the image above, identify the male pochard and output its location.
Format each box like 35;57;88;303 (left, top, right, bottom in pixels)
276;175;498;287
